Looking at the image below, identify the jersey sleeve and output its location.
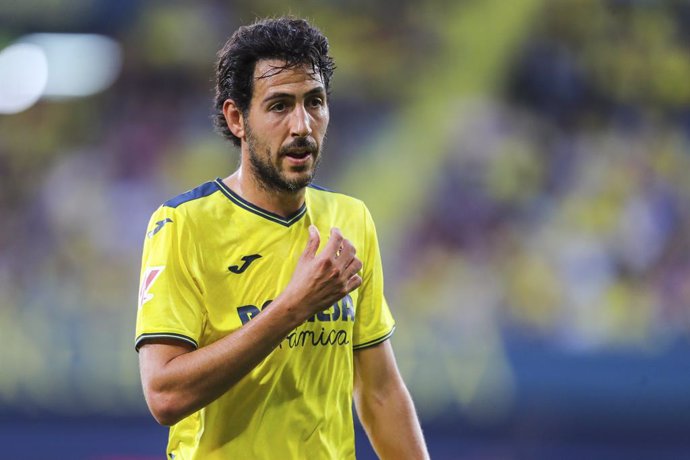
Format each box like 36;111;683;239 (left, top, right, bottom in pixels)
135;205;205;351
352;203;395;350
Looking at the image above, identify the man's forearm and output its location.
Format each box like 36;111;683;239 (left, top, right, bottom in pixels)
140;295;303;425
353;342;429;460
355;379;429;460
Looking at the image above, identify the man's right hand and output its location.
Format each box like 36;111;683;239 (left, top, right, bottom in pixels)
279;225;362;322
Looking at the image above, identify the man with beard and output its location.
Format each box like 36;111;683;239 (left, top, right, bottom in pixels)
135;17;428;460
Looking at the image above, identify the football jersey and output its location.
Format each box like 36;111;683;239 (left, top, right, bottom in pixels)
135;178;395;460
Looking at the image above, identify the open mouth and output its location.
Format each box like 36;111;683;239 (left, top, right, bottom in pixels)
284;151;311;160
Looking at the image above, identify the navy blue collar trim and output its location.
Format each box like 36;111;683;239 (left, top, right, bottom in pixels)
214;178;307;227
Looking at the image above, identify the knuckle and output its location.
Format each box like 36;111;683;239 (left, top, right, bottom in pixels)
329;266;341;280
320;258;333;270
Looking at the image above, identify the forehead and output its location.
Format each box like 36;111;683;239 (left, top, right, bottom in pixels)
252;59;325;96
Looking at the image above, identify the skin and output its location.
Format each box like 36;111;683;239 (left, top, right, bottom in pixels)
222;59;329;217
139;59;428;459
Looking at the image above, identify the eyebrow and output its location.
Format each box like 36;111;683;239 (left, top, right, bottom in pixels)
262;86;326;105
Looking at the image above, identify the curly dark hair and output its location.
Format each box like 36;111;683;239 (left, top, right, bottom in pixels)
213;17;336;147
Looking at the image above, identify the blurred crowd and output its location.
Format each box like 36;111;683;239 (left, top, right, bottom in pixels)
391;1;690;416
402;0;690;347
1;0;689;420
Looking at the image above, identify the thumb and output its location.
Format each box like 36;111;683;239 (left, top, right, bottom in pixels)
302;224;320;259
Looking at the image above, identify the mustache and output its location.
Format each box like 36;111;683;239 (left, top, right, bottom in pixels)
279;137;318;155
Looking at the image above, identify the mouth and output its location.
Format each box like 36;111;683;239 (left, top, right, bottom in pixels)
284;150;312;160
280;139;318;169
281;144;318;168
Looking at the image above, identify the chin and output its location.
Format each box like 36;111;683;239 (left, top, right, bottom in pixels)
285;166;313;179
283;173;314;190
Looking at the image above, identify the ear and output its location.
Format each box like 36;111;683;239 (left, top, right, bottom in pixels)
223;99;245;140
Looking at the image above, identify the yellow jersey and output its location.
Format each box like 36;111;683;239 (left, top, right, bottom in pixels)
135;178;395;460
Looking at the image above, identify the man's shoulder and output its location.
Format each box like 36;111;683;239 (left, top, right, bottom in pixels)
307;183;365;209
162;180;221;209
145;180;226;241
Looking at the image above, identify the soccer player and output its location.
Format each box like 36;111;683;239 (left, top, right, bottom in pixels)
135;17;429;459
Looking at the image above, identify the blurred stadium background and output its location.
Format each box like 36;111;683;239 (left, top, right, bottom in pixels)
2;0;690;458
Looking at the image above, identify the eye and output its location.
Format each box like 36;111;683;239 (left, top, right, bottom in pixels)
308;97;324;108
269;102;287;112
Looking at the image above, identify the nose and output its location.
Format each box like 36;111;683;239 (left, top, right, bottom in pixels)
290;104;312;138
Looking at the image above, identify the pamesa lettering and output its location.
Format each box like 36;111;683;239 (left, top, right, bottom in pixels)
236;294;355;349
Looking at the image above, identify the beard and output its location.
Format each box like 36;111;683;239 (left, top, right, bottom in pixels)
245;124;322;193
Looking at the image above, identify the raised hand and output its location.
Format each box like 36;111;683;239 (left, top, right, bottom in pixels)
280;225;362;321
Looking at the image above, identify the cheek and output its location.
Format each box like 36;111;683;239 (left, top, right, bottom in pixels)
252;119;285;149
316;111;330;136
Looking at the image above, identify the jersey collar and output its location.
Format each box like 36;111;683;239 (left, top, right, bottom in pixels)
215;178;307;227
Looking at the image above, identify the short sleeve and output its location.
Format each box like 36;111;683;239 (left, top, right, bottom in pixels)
352;203;395;350
135;206;205;351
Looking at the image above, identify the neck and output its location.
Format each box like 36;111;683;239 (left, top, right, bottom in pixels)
222;169;306;218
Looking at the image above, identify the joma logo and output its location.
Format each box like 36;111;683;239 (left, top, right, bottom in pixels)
228;254;262;274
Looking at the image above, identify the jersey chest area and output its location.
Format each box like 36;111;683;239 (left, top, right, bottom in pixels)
194;224;360;348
